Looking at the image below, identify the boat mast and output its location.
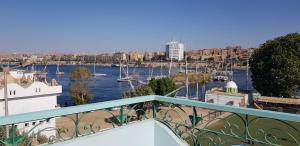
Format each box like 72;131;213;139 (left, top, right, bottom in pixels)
168;50;173;76
94;56;96;74
56;62;59;73
185;59;189;98
31;64;34;71
57;56;61;73
196;62;199;99
126;61;129;78
246;51;249;90
160;63;163;76
150;65;154;77
43;64;47;71
119;60;122;79
3;68;9;138
230;48;233;80
148;64;151;78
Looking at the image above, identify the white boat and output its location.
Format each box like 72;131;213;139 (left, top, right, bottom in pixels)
56;57;64;75
117;61;130;82
92;56;106;77
92;73;107;76
213;75;228;82
147;75;166;81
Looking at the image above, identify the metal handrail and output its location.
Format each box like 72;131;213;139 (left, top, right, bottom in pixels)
0;95;299;126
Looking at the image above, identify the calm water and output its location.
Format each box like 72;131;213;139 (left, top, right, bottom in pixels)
32;65;254;106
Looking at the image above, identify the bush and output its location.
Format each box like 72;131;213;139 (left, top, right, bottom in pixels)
123;85;154;98
149;77;176;96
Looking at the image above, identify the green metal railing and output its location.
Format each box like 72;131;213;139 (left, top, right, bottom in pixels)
0;95;299;146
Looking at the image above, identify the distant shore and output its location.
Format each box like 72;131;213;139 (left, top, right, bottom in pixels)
0;61;248;70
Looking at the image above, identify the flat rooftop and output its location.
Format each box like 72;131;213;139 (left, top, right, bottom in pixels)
206;88;246;97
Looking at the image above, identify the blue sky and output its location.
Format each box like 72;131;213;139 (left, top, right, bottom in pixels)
0;0;299;53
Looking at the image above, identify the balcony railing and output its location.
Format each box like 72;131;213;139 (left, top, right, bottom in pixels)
0;95;299;146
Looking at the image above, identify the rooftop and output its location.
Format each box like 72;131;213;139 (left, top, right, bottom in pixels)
206;87;246;97
255;96;300;105
0;70;58;89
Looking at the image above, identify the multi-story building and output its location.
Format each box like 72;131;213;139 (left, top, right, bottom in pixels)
165;41;184;61
143;52;153;61
185;46;254;62
128;52;144;62
97;53;114;63
185;50;202;60
113;52;127;62
152;51;165;61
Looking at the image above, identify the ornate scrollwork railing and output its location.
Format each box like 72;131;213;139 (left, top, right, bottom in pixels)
0;95;299;146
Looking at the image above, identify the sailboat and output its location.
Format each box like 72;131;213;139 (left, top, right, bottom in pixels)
92;56;106;76
56;57;64;75
179;63;184;73
117;61;139;82
117;61;130;82
36;64;48;76
146;65;154;81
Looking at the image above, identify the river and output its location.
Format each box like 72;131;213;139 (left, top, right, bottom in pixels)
32;65;255;106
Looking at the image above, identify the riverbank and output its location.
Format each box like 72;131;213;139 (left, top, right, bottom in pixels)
0;61;248;70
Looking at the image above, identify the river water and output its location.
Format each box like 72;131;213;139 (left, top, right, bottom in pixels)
33;65;254;106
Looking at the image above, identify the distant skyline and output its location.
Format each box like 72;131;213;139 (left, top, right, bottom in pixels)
0;0;299;53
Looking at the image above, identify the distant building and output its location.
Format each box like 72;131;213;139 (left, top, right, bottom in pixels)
97;53;114;62
144;52;153;61
128;52;144;62
165;41;184;61
113;52;127;62
205;81;249;107
185;47;254;62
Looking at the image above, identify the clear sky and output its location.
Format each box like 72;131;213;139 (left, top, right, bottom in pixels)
0;0;299;53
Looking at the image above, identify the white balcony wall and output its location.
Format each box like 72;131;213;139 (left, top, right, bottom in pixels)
52;119;189;146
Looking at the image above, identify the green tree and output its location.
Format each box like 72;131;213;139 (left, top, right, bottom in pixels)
249;33;300;98
69;67;93;105
149;77;176;96
122;85;154;98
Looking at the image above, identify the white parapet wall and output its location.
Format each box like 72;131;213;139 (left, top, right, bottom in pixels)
205;93;247;107
51;119;189;146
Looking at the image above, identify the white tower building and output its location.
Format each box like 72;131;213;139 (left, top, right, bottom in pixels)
165;41;184;61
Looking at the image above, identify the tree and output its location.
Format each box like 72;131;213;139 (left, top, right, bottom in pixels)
122;85;154;98
249;33;300;98
149;77;176;96
69;67;93;105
